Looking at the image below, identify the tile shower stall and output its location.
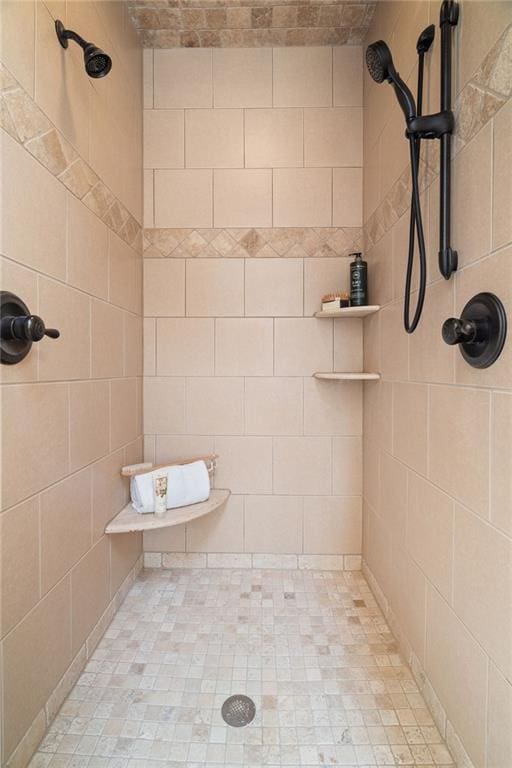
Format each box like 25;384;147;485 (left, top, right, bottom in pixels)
0;2;511;768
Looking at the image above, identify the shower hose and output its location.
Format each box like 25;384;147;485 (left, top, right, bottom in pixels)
404;134;427;333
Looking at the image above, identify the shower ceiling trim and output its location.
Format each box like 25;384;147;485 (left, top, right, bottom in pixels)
126;0;376;47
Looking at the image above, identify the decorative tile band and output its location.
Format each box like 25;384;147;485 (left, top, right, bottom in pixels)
143;225;364;258
363;23;512;252
0;64;142;252
127;1;376;47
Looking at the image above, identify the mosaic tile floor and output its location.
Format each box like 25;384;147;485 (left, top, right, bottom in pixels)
31;568;455;768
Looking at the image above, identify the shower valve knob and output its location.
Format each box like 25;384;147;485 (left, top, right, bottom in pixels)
441;293;507;369
1;291;60;365
442;317;486;346
1;314;60;343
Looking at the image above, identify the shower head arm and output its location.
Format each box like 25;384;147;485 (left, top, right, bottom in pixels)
55;20;90;51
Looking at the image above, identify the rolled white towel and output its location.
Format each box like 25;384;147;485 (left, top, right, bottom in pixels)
130;460;210;514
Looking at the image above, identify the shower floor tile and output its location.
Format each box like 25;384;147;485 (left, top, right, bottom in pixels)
30;568;454;768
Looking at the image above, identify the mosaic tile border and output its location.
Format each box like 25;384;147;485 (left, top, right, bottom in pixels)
6;555;143;768
143;551;363;570
0;64;142;252
363;23;512;252
143;225;364;258
363;560;475;768
128;1;376;47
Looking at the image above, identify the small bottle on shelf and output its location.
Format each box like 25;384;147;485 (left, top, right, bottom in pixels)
350;252;368;306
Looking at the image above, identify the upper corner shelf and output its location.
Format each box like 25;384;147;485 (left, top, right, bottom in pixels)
105;489;231;534
315;305;380;319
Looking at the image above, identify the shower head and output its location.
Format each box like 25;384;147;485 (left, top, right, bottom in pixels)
55;20;112;79
365;39;416;123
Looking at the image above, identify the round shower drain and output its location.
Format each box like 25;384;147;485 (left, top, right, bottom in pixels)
221;694;256;727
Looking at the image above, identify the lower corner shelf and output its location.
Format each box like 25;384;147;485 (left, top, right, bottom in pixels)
105;489;231;534
314;372;381;381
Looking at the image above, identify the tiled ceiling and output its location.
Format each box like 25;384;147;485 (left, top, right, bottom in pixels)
126;1;376;47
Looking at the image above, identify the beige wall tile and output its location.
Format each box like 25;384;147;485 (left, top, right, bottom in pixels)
214;436;273;494
186;377;244;435
332;436;363;496
213;49;272;108
379;302;408;380
144;169;154;227
409;280;455;384
214;169;272;228
38;278;91;381
274;318;333;376
273;47;332;107
91;299;124;378
273;168;332;227
244;495;303;553
491;392;512;536
144;318;156;375
2;577;72;759
304;108;363;167
303;257;352;316
0;497;40;639
1;132;67;278
333;46;363;107
124;312;143;378
429;385;490;518
378;105;409;200
144;109;184;169
492;99;512;250
425;585;488;768
69;380;110;474
408;473;454;602
245;258;303;317
110;378;139;449
458;1;512;88
1;0;35;95
109;233;140;314
143;49;153;108
453;503;512;679
363;439;379;512
1;383;69;510
364;503;392;597
393;382;428;475
215;318;273;376
144;524;186;553
157;318;214;376
303;496;361;554
144;258;185;317
333;168;363;227
379;451;407;548
245;377;303;436
187;494;244;552
154;49;212;108
487;662;512;768
186;258;244;317
92;448;127;542
67;195;109;300
453;122;492;268
144;377;186;435
110;531;142;596
40;469;92;594
186;109;243;168
368;229;393;308
304;378;362;436
71;536;110;654
154;170;212;228
333;319;363;372
155;435;215;465
390;546;427;665
245;108;303;168
273;437;331;495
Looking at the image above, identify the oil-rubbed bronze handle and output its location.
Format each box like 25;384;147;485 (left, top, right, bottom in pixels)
441;293;507;369
1;314;60;343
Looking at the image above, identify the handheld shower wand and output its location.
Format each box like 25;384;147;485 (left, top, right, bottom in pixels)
365;1;458;333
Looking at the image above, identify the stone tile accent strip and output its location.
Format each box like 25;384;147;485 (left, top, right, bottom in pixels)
127;0;376;47
0;64;141;251
144;225;364;258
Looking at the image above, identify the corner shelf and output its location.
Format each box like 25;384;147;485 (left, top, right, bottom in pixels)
314;372;381;381
105;489;231;534
315;305;380;319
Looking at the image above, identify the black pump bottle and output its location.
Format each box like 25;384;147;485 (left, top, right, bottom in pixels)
350;252;368;306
